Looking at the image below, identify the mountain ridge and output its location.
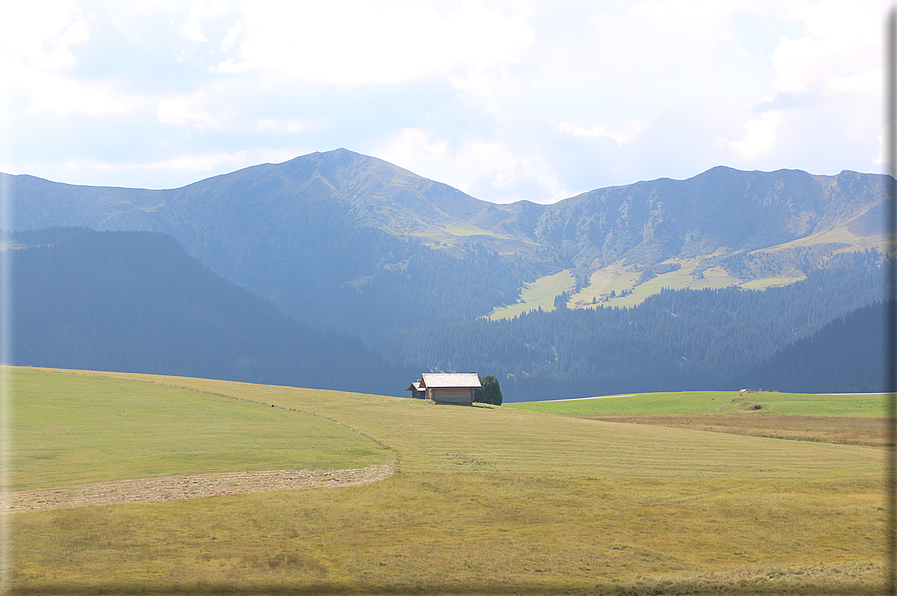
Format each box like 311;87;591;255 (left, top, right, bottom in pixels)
5;151;890;399
4;149;889;338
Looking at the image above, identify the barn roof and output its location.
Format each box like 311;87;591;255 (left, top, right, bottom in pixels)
420;372;481;388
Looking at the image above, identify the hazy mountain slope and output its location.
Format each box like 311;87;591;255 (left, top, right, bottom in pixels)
531;166;886;280
4;150;538;338
9;228;411;395
5;150;889;344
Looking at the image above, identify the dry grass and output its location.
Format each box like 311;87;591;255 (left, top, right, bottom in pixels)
574;414;887;446
8;367;886;594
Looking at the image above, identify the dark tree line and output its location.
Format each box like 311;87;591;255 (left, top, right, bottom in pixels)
474;375;503;405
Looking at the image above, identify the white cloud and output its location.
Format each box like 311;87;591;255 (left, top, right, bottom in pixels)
171;0;235;42
874;129;885;166
729;110;783;162
179;18;209;43
256;118;313;133
50;148;303;188
23;69;144;116
0;1;888;196
219;1;535;87
221;21;243;52
134;151;250;171
0;3;143;117
829;68;880;95
157;92;220;128
375;127;568;203
557;121;644;146
0;1;93;71
771;1;882;96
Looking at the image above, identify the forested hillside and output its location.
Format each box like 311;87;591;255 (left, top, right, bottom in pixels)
9;228;411;395
738;300;888;394
387;252;884;400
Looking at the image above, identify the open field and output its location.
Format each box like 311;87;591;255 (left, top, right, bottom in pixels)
506;390;886;417
8;368;886;594
569;415;884;447
12;369;393;492
740;276;801;290
507;391;887;446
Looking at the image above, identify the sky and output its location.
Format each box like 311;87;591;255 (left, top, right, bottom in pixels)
0;0;889;204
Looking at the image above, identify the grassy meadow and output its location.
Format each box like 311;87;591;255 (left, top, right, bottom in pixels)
13;369;392;491
508;390;888;451
8;368;886;594
506;390;886;417
488;269;576;320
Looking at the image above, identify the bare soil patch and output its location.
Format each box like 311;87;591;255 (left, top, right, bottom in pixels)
574;414;886;446
4;462;394;513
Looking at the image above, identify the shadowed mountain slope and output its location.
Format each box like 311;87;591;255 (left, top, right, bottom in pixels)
9;228;411;395
736;300;888;394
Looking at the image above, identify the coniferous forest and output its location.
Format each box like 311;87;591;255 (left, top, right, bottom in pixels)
384;252;886;399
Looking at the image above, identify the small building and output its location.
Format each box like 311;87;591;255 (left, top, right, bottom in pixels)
406;379;425;399
406;372;481;406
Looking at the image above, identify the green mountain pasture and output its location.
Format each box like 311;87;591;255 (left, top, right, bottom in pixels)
11;368;884;594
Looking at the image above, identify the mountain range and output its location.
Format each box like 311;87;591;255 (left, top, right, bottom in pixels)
3;149;891;399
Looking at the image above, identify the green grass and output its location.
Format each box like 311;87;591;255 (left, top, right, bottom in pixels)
740;276;802;290
11;368;392;491
505;390;887;417
488;269;576;319
441;222;508;238
10;368;885;594
568;265;641;309
560;258;805;312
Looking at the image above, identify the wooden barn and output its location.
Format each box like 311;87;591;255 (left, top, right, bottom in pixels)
406;379;424;399
406;373;481;405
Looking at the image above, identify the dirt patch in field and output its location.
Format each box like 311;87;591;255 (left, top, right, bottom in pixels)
573;414;886;446
3;462;394;513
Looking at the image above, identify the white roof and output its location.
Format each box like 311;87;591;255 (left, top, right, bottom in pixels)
421;372;481;389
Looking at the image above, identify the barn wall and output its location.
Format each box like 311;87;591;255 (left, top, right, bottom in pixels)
428;387;473;405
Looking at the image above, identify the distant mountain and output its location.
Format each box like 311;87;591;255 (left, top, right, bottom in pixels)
5;150;536;341
5;150;887;342
533;166;885;286
4;151;891;399
9;228;411;395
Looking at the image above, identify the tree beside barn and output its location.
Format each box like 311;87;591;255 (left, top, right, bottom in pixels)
474;375;503;406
